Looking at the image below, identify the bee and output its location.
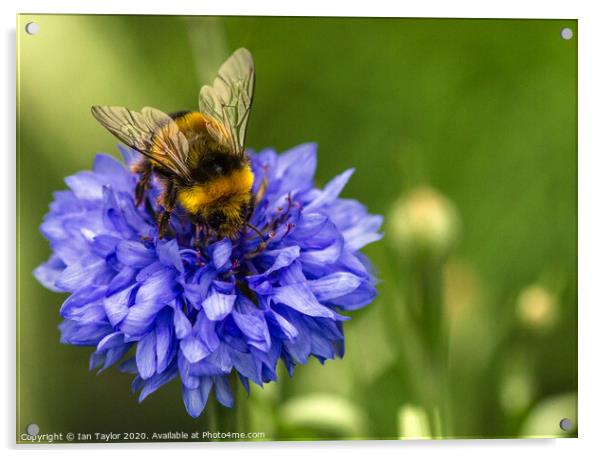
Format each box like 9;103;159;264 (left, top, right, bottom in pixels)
91;48;258;240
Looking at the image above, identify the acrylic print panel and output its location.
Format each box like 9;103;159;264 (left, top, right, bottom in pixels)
16;14;577;443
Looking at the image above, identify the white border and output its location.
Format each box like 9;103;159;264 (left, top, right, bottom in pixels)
1;0;584;18
3;1;600;456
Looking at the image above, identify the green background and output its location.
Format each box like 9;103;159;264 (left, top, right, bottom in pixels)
17;15;577;441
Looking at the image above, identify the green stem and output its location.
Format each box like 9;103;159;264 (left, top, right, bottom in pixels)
207;397;218;441
235;379;247;435
414;260;451;439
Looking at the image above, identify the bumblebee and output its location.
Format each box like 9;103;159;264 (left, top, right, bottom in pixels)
91;48;257;239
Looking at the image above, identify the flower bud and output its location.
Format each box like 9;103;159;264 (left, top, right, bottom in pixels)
516;285;558;332
397;404;431;439
499;371;535;415
280;393;365;437
388;187;460;262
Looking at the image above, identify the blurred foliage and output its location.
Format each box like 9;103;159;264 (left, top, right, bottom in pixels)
17;15;577;440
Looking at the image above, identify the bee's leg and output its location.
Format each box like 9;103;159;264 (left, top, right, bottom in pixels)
133;158;152;207
157;181;177;239
246;222;265;241
158;213;171;239
244;223;268;259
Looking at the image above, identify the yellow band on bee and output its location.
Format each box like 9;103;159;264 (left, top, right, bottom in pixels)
177;165;254;214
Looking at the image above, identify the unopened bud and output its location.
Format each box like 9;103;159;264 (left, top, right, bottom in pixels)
397;404;431;439
516;285;558;331
499;372;534;415
389;187;460;262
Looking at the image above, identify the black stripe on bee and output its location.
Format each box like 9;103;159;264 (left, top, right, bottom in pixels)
168;110;192;120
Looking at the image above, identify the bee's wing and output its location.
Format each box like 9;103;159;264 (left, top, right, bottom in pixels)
91;105;192;181
198;48;255;157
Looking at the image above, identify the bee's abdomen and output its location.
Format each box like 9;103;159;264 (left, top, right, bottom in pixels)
177;164;254;216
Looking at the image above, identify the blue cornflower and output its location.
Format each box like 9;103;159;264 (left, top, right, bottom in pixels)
34;143;383;417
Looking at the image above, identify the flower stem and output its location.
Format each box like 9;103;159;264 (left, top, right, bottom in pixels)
414;260;451;438
207;397;219;441
235;379;247;435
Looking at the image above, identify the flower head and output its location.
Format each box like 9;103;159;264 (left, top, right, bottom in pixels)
34;143;383;417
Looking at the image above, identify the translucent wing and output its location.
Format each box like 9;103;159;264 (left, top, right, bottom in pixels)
91;105;192;181
198;48;255;156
